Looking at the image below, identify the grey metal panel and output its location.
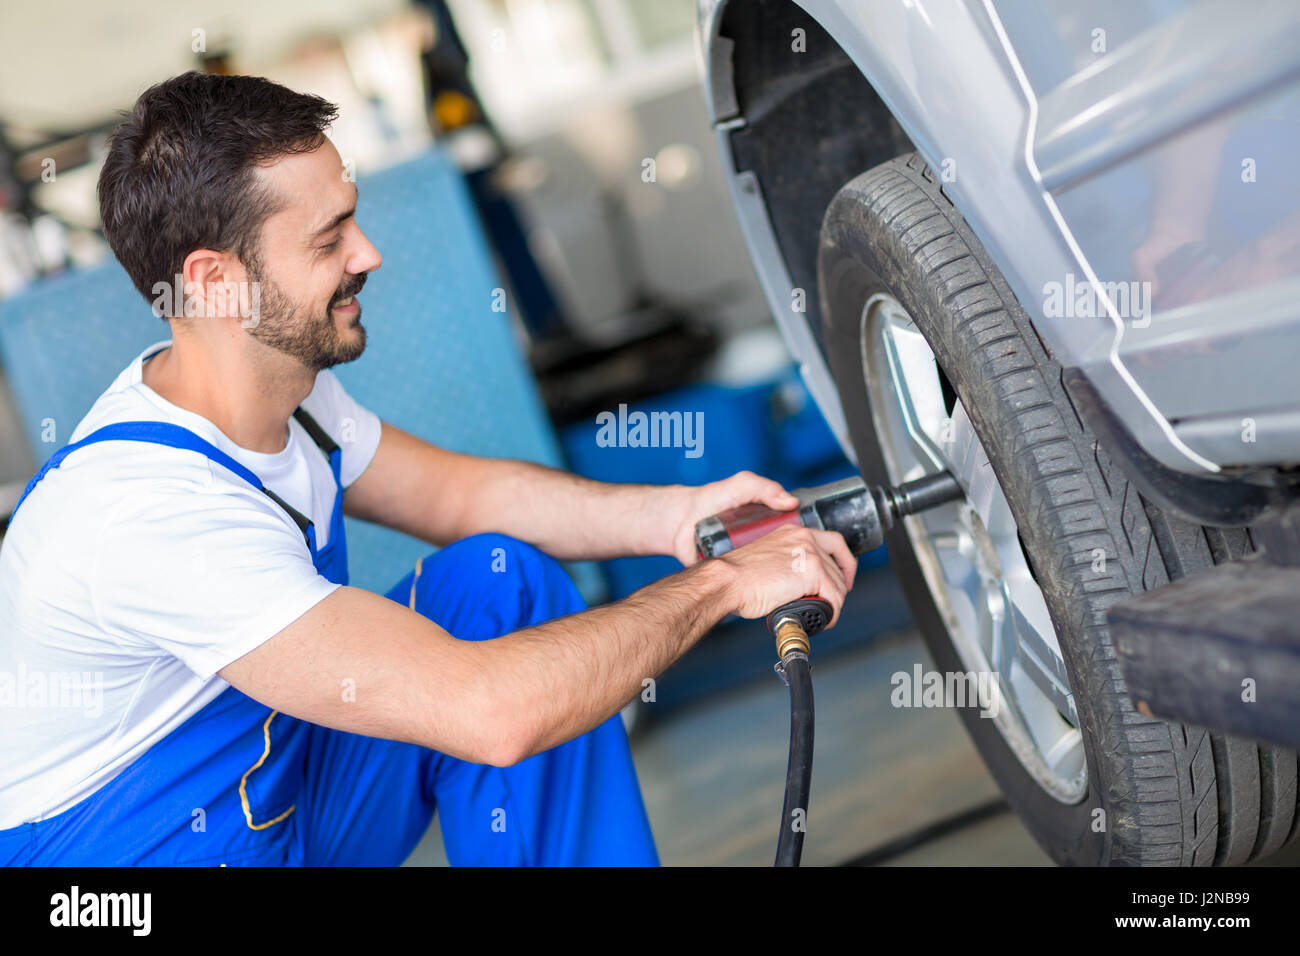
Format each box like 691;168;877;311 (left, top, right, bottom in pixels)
697;0;731;125
1097;277;1300;421
1176;407;1300;467
707;32;739;123
1052;72;1300;467
1024;0;1300;470
1035;0;1300;192
697;0;1222;474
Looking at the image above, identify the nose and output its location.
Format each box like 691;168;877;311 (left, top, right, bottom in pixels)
349;225;382;275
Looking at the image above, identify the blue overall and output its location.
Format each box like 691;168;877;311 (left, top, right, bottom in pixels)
0;407;658;866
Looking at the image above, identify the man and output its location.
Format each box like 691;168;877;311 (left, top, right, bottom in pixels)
0;72;856;866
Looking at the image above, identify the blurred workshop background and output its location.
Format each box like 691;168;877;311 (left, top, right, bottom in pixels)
0;0;1081;865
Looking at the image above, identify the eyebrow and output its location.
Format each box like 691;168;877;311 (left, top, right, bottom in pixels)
309;184;359;241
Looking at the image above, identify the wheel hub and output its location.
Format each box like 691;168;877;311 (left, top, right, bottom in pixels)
861;292;1086;804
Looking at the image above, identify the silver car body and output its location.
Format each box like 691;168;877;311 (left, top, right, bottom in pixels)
697;0;1300;476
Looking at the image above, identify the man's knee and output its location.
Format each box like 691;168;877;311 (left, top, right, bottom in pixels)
452;532;585;619
436;532;552;582
397;533;585;640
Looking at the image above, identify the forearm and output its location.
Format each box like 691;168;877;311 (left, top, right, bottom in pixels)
455;457;678;561
218;562;732;769
344;423;677;560
485;557;734;761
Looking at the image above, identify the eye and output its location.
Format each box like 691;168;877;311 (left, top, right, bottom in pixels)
318;238;342;255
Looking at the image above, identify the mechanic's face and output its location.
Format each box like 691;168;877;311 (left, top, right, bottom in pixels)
242;140;382;372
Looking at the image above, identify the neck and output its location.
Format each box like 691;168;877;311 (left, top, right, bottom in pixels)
142;326;315;453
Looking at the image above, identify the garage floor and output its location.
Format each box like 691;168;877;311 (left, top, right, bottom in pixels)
615;632;1053;867
403;626;1056;866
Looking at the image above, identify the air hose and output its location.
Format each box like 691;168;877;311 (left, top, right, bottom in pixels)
767;598;830;867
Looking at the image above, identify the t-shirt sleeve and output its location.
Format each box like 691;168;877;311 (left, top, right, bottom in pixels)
90;483;342;680
299;369;383;488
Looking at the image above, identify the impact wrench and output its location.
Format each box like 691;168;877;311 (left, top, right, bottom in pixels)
694;471;964;866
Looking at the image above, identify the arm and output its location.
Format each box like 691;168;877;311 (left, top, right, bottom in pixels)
218;524;856;765
343;421;799;563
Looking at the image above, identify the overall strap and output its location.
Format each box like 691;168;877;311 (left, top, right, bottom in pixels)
292;407;339;459
12;419;320;549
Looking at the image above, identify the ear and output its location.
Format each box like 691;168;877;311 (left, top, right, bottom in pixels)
176;248;244;322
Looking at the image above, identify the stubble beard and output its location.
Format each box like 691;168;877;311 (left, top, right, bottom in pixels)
243;254;368;372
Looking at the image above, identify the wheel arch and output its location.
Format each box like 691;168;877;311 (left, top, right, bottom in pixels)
701;0;920;356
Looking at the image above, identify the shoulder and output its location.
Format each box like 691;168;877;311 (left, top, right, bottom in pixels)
68;339;171;444
89;471;312;571
39;437;303;549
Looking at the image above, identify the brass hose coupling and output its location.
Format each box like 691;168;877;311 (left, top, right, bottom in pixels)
774;616;812;659
764;596;832;668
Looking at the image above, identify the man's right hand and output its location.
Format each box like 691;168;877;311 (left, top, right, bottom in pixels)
714;524;857;627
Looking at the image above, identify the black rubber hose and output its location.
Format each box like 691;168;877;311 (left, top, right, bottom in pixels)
775;652;814;867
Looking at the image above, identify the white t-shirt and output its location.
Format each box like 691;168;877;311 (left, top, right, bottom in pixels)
0;339;383;828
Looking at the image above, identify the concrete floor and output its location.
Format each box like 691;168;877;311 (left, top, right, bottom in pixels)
621;633;1053;866
403;630;1055;867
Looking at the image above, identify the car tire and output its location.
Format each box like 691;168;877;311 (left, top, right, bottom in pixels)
817;152;1300;865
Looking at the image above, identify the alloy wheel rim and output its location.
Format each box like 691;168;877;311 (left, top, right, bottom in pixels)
860;292;1086;804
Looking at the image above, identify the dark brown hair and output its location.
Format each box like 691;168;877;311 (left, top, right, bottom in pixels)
97;71;339;313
